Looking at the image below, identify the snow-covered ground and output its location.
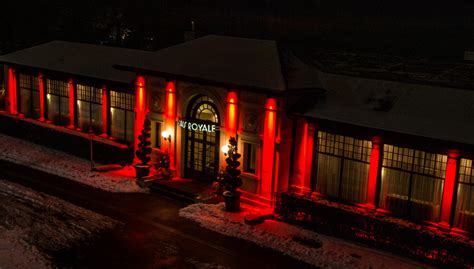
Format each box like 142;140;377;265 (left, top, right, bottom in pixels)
0;133;144;193
0;179;121;269
180;203;433;269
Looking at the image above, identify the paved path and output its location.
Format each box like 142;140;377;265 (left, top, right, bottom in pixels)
0;160;313;268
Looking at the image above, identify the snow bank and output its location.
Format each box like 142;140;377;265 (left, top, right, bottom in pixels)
179;203;431;269
0;227;51;269
0;179;121;269
0;133;144;193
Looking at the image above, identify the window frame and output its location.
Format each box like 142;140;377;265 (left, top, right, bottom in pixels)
46;78;70;125
109;90;135;143
380;144;447;221
243;141;258;174
18;73;40;119
76;84;103;134
313;131;372;203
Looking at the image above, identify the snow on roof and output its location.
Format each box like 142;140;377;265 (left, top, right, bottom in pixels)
116;35;287;92
0;41;149;84
0;35;287;93
302;71;474;146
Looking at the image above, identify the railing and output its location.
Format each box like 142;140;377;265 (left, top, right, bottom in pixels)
274;190;474;268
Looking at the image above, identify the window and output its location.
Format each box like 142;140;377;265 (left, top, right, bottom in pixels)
243;142;257;174
46;79;69;125
379;144;446;222
154;122;162;149
314;131;372;203
77;84;102;134
454;158;474;232
110;91;135;143
18;73;40;119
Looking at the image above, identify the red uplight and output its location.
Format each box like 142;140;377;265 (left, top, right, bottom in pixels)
226;91;238;135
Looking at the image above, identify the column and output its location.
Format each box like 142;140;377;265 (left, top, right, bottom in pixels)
101;85;108;137
260;97;278;200
7;67;17;115
164;81;176;168
38;72;45;121
439;152;459;227
290;120;314;193
68;79;75;128
366;136;382;208
134;76;146;161
226;90;238;137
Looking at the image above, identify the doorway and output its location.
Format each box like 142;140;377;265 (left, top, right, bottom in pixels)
184;95;220;181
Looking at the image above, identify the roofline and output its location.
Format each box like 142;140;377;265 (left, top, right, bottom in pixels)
291;111;474;151
113;64;290;96
321;68;474;92
0;61;135;89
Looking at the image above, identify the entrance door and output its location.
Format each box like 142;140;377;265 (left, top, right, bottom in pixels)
184;95;220;180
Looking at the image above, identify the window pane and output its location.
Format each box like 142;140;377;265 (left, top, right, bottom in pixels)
111;108;125;140
380;167;410;216
316;153;341;197
60;96;70;125
410;175;443;221
455;184;474;232
19;88;31;116
77;100;91;131
341;160;369;203
380;144;446;222
243;142;257;174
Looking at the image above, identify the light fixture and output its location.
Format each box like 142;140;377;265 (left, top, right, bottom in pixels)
162;130;171;139
221;145;230;154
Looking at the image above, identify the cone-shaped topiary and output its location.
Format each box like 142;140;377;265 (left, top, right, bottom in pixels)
215;137;242;194
135;119;152;165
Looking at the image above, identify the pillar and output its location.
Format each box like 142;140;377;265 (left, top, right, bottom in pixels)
7;67;17;115
226;90;238;137
38;72;45;121
260;97;278;200
366;136;382;208
134;76;146;161
290;120;315;193
68;79;75;128
100;86;108;136
439;152;459;227
164;81;176;168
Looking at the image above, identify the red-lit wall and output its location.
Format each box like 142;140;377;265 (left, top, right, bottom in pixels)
260;97;278;201
134;76;146;161
38;73;45;121
7;68;17;115
164;81;176;168
226;91;238;137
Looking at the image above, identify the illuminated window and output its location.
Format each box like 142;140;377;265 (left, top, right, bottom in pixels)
313;131;372;203
46;79;69;125
243;142;257;174
110;91;135;143
380;144;446;222
454;158;474;232
18;73;40;119
76;84;102;134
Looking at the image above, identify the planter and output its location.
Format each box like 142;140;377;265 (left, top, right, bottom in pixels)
134;164;151;178
223;191;242;212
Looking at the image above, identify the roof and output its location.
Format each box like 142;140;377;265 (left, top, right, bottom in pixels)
0;41;151;84
0;35;287;93
300;71;474;146
305;50;474;90
116;35;287;92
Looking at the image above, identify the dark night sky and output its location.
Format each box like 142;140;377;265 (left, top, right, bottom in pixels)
1;1;473;59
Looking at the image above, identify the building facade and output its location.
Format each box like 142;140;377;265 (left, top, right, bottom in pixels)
1;35;474;238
